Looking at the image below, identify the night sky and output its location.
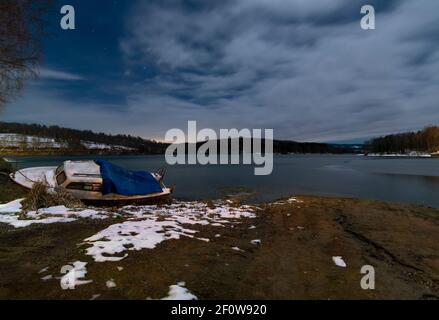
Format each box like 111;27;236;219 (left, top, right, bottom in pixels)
2;0;439;143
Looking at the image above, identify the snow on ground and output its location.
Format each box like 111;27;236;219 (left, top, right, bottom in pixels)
251;240;262;246
0;214;77;229
81;141;135;151
0;199;257;261
83;201;257;262
0;200;111;228
161;282;198;300
271;197;304;206
38;267;49;274
83;219;194;262
41;275;53;281
106;279;117;288
0;199;23;213
0;134;67;149
332;256;347;268
0;133;135;151
366;152;432;158
27;206;109;220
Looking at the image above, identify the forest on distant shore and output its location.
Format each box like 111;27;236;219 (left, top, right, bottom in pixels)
0;121;362;155
0;122;168;154
366;126;439;154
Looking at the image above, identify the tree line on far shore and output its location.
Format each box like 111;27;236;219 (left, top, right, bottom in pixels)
366;126;439;154
0;122;168;154
0;121;363;155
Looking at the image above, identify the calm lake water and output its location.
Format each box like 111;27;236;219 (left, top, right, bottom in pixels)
8;155;439;208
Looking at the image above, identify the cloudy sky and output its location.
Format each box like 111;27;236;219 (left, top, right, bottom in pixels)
2;0;439;143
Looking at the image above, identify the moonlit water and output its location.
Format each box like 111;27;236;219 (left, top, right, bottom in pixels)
9;155;439;208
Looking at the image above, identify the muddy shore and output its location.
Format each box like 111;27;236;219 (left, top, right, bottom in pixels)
0;194;438;300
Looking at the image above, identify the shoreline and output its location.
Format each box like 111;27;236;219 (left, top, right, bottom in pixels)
0;157;438;299
0;194;437;300
2;152;363;159
365;154;438;158
1;160;439;210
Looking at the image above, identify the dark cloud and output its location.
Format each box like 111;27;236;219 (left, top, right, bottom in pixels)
116;0;439;141
4;0;439;142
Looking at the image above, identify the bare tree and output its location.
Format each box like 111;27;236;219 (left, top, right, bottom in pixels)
0;0;53;109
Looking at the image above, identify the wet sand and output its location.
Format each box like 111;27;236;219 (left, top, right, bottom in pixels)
0;196;438;300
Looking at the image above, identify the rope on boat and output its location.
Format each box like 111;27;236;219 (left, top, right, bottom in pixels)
15;169;39;183
1;157;50;187
15;169;50;187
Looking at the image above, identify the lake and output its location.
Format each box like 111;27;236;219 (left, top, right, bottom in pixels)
8;154;439;208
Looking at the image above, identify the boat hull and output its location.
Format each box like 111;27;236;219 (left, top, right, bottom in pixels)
10;167;57;189
10;166;173;206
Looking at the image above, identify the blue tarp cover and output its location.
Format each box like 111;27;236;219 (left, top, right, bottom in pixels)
96;160;163;196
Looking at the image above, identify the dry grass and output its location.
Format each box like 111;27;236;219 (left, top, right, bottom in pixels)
21;182;84;212
0;158;27;203
0;158;13;174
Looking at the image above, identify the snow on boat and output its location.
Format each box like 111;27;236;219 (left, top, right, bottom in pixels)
10;160;172;205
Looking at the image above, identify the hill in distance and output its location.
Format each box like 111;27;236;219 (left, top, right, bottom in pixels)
0;122;363;156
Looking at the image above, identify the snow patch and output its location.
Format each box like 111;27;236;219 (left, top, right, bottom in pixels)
81;141;135;151
251;240;262;246
332;256;347;268
0;134;67;149
367;152;432;158
0;134;135;151
162;282;198;300
1;199;258;263
28;206;108;220
84;201;256;262
0;213;76;228
83;219;196;262
41;275;53;281
106;279;116;288
38;267;49;274
0;199;23;213
272;197;304;206
0;201;108;229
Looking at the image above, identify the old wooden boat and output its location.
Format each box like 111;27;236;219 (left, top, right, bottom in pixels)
10;160;172;205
